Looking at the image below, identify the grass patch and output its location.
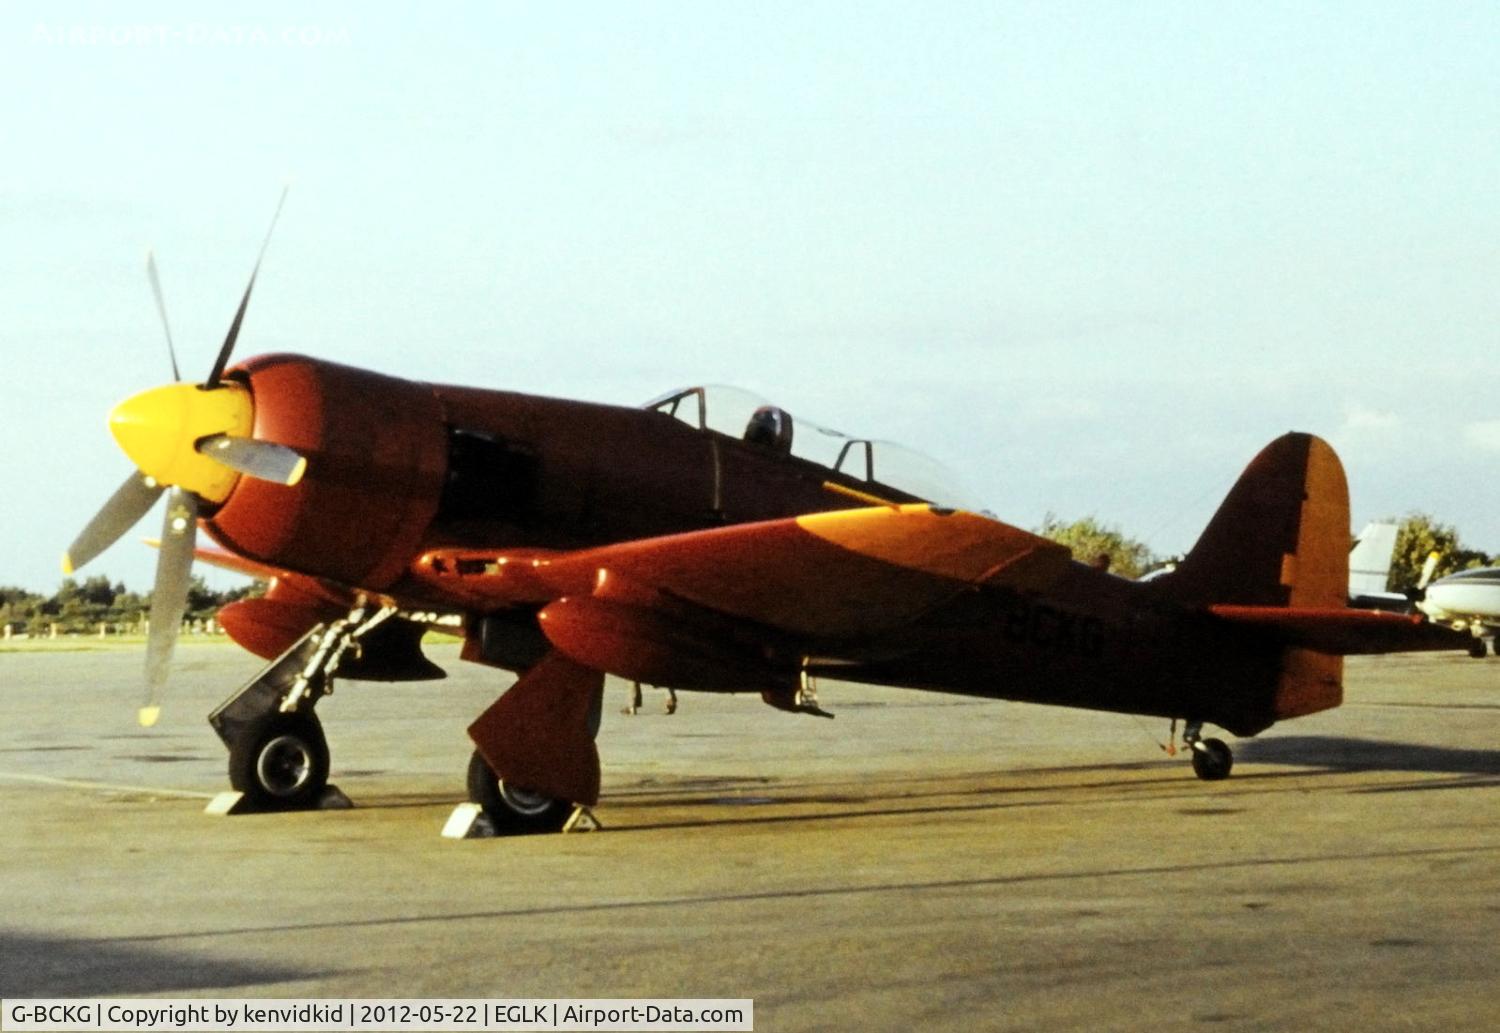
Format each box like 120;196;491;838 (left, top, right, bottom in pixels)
1;628;466;654
0;634;240;653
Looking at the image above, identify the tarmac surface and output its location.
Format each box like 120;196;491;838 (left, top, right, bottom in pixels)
2;643;1498;1031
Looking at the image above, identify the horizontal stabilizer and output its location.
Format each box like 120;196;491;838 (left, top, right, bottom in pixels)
1209;605;1470;655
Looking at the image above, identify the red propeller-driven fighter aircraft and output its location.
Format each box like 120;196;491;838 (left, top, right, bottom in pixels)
65;198;1474;834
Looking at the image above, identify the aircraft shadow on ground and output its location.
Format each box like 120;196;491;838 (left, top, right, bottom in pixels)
1237;735;1500;777
602;768;1327;832
0;930;321;997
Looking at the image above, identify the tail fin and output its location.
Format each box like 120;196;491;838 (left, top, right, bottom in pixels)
1168;433;1349;609
1348;521;1399;598
1162;433;1350;720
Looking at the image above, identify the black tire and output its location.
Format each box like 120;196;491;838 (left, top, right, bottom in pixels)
1191;737;1233;781
465;750;572;835
228;711;330;810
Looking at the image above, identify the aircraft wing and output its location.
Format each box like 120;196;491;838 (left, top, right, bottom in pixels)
1208;605;1471;654
414;504;1073;638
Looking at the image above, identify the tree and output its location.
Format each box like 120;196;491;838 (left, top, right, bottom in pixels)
79;576;118;607
0;585;44;609
1388;512;1494;593
1035;514;1156;579
0;586;45;631
162;575;268;623
0;575;268;636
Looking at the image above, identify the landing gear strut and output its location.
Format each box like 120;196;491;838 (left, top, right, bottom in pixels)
208;604;398;810
1183;720;1233;781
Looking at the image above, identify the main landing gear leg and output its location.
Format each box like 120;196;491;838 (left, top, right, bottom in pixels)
460;651;606;836
206;604;398;813
1183;719;1233;782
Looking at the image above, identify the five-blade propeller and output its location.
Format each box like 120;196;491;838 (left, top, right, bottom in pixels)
64;187;303;726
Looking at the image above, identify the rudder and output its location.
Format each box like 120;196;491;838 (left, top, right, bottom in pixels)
1162;433;1349;720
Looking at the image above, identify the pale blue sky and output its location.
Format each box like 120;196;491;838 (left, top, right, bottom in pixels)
3;2;1497;593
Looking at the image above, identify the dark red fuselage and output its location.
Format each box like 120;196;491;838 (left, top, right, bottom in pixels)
202;353;1466;769
207;353;914;598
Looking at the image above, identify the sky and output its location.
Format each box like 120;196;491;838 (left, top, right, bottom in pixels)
2;1;1497;594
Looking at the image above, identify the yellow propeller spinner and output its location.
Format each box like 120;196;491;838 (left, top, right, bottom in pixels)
107;382;254;504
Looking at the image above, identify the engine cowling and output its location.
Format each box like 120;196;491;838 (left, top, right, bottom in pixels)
204;354;447;590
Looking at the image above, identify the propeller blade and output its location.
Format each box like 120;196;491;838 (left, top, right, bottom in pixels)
195;434;307;486
1418;551;1441;592
204;183;290;387
145;250;181;382
63;472;166;574
141;488;199;727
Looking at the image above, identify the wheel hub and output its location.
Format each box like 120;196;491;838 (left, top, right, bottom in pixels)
498;781;555;816
257;734;314;797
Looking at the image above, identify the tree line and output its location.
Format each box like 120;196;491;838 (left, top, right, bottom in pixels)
1037;511;1494;590
0;576;264;638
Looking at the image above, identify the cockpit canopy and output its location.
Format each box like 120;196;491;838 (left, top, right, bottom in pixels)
644;385;976;509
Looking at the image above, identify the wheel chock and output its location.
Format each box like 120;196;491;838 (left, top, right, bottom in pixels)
204;783;354;816
204;791;250;816
441;802;601;837
317;784;354;809
563;805;601;833
441;802;497;839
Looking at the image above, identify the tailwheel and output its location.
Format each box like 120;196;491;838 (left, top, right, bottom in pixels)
227;711;330;809
465;750;572;835
1190;737;1234;781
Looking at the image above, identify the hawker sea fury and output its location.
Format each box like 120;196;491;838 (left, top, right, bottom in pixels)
65;197;1479;833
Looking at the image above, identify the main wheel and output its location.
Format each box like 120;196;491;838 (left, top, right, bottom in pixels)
228;711;330;810
1190;737;1233;781
466;750;572;835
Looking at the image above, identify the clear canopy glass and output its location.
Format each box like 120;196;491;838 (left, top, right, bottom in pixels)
643;384;976;509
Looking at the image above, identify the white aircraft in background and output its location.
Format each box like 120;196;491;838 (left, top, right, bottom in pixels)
1344;521;1498;657
1348;521;1408;611
1413;556;1500;658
